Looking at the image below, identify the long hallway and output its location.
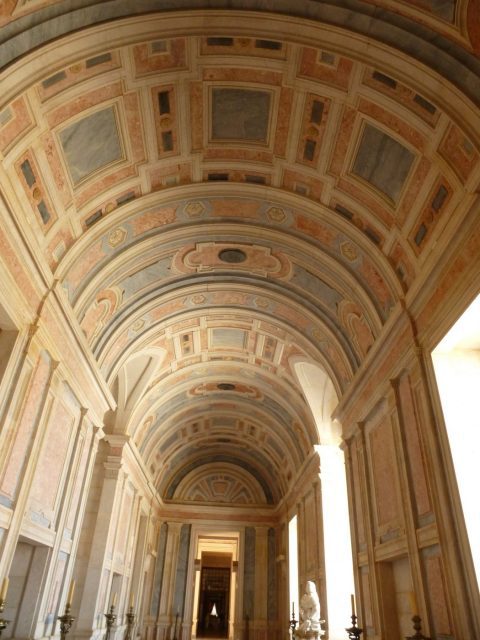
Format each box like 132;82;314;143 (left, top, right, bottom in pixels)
0;3;479;640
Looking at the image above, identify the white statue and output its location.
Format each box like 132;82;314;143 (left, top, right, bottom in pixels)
298;581;321;634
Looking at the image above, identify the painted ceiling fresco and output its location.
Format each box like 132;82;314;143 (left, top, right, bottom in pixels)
1;5;480;509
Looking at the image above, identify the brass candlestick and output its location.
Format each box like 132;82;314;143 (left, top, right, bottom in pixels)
406;615;430;640
105;604;117;640
289;602;297;633
58;602;75;640
0;598;10;638
124;606;135;640
346;613;363;639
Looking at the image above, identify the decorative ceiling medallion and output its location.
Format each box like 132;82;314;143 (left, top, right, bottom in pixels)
254;297;270;308
340;241;358;262
266;206;286;223
131;318;145;332
108;227;127;248
217;383;235;390
218;248;247;263
184;201;206;218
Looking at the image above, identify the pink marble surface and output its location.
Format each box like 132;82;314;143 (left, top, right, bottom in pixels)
388;241;415;288
125;91;146;163
369;418;399;529
296;93;331;166
328;106;356;176
15;149;57;232
81;289;121;342
40;130;72;207
398;156;431;227
37;52;120;101
337;177;394;226
438;123;479;183
30;398;73;511
425;553;452;635
200;36;286;60
47;225;75;270
273;87;294;157
74;167;138;208
149;163;192;190
151;84;179;157
416;223;480;333
350;443;366;545
299;48;353;91
131;207;177;235
202;67;282;86
283;169;324;201
338;299;375;357
133;39;187;76
362;68;440;127
0;354;52;501
0;224;41;308
0;97;33;153
66;428;92;532
46;82;123;128
398;372;431;517
189;82;203;151
409;177;452;255
358;98;426;152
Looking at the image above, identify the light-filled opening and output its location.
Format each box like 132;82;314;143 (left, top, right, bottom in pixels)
317;444;355;639
288;515;299;627
432;294;480;590
293;361;355;638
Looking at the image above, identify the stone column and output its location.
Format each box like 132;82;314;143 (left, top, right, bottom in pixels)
74;438;125;640
156;522;182;640
254;526;269;640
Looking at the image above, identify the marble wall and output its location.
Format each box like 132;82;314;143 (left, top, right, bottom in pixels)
338;314;478;639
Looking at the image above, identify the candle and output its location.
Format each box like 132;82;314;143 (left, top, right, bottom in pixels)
111;592;117;608
408;591;417;615
129;592;135;608
0;577;9;601
66;579;75;605
351;593;356;616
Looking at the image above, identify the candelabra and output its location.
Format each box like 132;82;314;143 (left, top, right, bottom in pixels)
124;606;135;640
104;604;117;640
289;602;297;634
346;613;363;640
406;615;430;640
0;598;9;638
58;602;75;640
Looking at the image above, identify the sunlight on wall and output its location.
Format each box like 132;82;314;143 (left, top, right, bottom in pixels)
317;445;355;639
292;360;355;639
288;515;299;624
432;295;480;590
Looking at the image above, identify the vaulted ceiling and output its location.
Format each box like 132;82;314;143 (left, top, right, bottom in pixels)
1;1;479;511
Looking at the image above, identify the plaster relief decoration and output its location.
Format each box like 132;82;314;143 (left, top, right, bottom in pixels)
58;106;124;185
172;464;268;505
352;123;414;202
175;242;291;277
211;88;271;143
